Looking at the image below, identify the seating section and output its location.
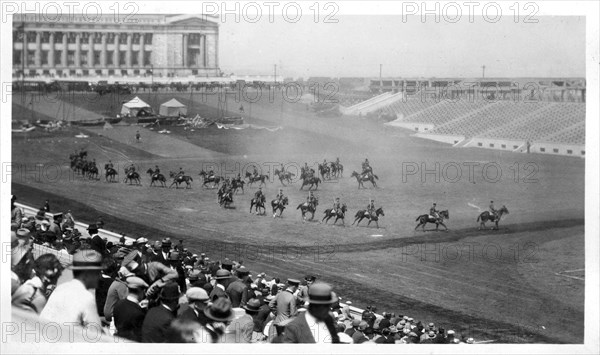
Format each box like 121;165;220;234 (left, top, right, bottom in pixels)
432;101;548;137
398;100;489;126
382;98;440;118
542;123;585;145
480;102;585;144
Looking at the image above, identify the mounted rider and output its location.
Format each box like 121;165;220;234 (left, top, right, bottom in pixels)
276;188;285;203
208;169;215;180
106;160;114;170
235;173;242;183
489;201;497;218
154;165;160;175
252;167;259;178
362;159;373;178
332;197;342;215
305;191;317;208
91;159;97;168
176;167;185;180
365;199;376;217
430;203;440;220
254;187;265;204
126;163;136;174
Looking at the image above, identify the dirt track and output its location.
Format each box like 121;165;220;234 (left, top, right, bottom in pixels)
11;91;585;343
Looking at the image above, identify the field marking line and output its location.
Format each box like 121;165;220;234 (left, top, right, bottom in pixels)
554;273;584;281
561;269;585;273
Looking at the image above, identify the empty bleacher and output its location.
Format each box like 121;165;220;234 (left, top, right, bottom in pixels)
400;99;489;126
479;102;585;144
432;101;549;137
382;98;440;118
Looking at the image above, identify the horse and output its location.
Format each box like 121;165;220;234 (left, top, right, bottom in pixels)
318;163;331;180
353;207;385;228
169;171;193;189
350;171;378;189
87;165;99;180
322;204;347;225
146;168;166;187
104;165;117;182
296;199;319;221
245;172;269;186
477;206;509;230
271;197;289;218
124;171;141;185
415;210;450;232
330;162;343;178
199;170;221;189
231;179;245;194
250;196;266;215
274;169;295;186
300;177;321;190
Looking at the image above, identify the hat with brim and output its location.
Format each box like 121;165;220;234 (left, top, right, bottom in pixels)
204;298;234;322
307;282;338;305
87;224;98;232
16;228;31;239
214;269;231;280
159;282;181;300
69;249;105;270
242;298;261;313
287;278;301;286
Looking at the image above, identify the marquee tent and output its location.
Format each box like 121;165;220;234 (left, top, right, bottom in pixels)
121;97;152;117
159;98;187;117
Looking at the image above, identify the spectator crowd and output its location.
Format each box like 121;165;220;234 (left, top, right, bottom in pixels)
10;195;474;344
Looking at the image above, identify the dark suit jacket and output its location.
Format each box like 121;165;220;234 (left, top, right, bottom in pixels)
209;284;229;302
281;313;315;343
141;304;175;343
179;306;210;327
114;299;146;342
226;278;247;307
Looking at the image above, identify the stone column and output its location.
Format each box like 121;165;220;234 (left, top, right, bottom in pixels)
182;33;188;67
75;33;81;67
201;35;206;67
101;33;107;67
126;33;132;68
113;33;120;67
138;33;144;67
34;31;41;67
88;33;94;67
48;32;55;67
62;33;68;67
22;30;28;68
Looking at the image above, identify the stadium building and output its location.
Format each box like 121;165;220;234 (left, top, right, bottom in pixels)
12;14;220;79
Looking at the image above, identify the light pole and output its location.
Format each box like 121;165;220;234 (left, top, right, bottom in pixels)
481;65;486;79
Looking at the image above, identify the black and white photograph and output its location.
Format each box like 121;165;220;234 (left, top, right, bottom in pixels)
2;1;599;353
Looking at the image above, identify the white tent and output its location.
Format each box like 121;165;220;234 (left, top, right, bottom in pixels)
159;98;187;117
120;97;152;117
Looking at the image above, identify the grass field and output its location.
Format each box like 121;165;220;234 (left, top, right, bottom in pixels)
11;90;585;343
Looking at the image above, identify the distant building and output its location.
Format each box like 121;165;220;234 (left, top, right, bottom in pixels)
12;14;220;79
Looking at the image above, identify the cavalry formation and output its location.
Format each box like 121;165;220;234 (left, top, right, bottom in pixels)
69;151;509;231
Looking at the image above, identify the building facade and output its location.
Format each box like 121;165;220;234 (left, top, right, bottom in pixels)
13;14;220;78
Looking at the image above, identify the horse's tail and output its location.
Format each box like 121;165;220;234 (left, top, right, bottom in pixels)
477;214;481;222
355;211;361;218
190;177;193;182
296;204;303;210
416;215;422;222
374;174;379;180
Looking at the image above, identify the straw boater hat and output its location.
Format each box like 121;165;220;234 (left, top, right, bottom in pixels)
242;298;261;313
69;250;105;270
214;269;231;280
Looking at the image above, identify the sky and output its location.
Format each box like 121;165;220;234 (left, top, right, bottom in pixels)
219;16;586;79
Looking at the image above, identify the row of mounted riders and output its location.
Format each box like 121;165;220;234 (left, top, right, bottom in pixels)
69;155;378;190
69;153;507;230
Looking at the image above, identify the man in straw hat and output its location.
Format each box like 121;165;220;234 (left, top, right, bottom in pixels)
113;276;149;342
40;249;105;330
281;282;341;343
141;281;181;343
209;269;232;302
179;287;211;327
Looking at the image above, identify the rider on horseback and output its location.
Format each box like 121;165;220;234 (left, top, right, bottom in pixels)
366;199;376;217
253;167;259;178
276;188;285;202
306;191;317;208
127;163;136;174
177;167;185;179
430;203;440;220
489;201;497;218
333;197;342;215
91;159;97;168
362;159;372;178
254;187;265;203
107;160;114;169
